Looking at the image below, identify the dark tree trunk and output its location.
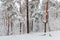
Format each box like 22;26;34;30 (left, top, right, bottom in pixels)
26;0;29;33
20;22;22;34
20;0;22;34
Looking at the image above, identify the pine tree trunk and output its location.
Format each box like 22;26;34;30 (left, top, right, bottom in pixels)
20;0;22;34
26;0;29;33
20;22;22;34
44;0;48;32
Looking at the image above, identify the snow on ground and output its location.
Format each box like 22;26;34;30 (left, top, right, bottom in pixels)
0;31;60;40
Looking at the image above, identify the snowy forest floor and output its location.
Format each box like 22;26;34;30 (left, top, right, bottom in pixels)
0;31;60;40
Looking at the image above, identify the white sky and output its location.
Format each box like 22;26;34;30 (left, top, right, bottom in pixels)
0;1;2;7
57;0;60;2
0;1;2;4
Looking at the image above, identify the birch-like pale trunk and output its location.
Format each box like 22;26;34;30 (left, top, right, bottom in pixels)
8;17;12;35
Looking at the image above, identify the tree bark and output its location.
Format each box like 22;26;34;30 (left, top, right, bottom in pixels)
20;0;22;34
44;1;48;32
26;0;29;33
8;17;12;35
